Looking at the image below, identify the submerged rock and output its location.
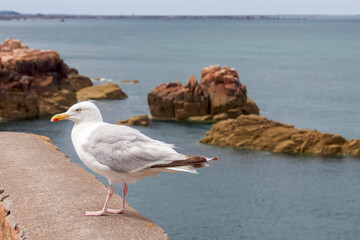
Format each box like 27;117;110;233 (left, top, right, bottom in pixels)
0;39;78;119
200;114;360;156
76;83;128;101
120;80;139;84
116;114;150;126
147;65;259;121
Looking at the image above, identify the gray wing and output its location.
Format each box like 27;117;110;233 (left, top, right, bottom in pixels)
82;123;186;173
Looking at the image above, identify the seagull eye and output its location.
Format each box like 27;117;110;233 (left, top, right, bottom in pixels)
75;109;82;112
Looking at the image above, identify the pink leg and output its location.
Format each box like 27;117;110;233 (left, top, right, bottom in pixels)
84;184;114;216
106;183;128;214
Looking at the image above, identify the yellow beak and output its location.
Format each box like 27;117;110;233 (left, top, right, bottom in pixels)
51;113;70;122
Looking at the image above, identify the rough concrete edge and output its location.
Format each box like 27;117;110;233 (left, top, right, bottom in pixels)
0;133;63;240
1;133;169;240
0;192;21;240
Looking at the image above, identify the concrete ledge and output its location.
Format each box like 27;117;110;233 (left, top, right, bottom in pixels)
0;132;168;239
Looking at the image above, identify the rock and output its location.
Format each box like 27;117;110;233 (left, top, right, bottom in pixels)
241;98;260;115
200;114;360;157
148;77;209;120
321;145;343;155
63;64;93;91
76;83;128;101
148;65;259;121
190;115;213;122
212;113;229;121
38;89;76;116
0;38;26;51
343;140;360;155
200;65;246;115
64;65;79;75
68;73;93;91
120;80;139;84
117;114;150;126
273;140;296;153
0;39;78;119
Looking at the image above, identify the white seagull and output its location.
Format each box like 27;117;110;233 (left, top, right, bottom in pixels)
51;101;218;216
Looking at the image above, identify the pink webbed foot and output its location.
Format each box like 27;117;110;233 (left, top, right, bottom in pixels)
84;210;107;216
106;208;125;214
83;183;128;216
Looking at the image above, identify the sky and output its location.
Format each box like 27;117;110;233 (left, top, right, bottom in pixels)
1;0;359;15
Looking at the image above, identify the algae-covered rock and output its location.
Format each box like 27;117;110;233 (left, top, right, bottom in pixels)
117;114;150;126
200;114;360;157
76;83;127;101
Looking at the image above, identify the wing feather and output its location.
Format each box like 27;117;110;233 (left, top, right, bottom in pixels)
82;123;186;173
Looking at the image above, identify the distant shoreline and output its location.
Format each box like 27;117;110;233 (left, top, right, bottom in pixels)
1;11;360;21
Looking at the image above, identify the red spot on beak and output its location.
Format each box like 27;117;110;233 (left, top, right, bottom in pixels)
54;118;59;122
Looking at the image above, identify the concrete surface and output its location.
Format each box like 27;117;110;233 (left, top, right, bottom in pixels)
0;132;168;240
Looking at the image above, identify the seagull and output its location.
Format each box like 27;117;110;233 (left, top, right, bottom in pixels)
51;101;218;216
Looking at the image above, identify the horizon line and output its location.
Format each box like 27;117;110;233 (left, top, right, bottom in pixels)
1;11;360;17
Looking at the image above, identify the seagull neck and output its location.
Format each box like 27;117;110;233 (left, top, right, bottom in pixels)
74;119;103;127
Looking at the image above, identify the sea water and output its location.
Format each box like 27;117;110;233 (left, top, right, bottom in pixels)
1;18;360;239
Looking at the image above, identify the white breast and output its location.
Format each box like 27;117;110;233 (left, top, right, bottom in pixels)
71;122;107;172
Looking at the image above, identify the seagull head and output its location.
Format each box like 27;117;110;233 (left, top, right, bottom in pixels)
51;101;103;124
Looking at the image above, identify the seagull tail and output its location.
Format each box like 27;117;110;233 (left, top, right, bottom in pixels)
151;155;219;174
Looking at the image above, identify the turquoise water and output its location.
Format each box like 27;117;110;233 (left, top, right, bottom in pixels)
1;18;360;239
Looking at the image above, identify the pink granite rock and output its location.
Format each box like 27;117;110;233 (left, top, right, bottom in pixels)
148;65;259;121
0;39;92;119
